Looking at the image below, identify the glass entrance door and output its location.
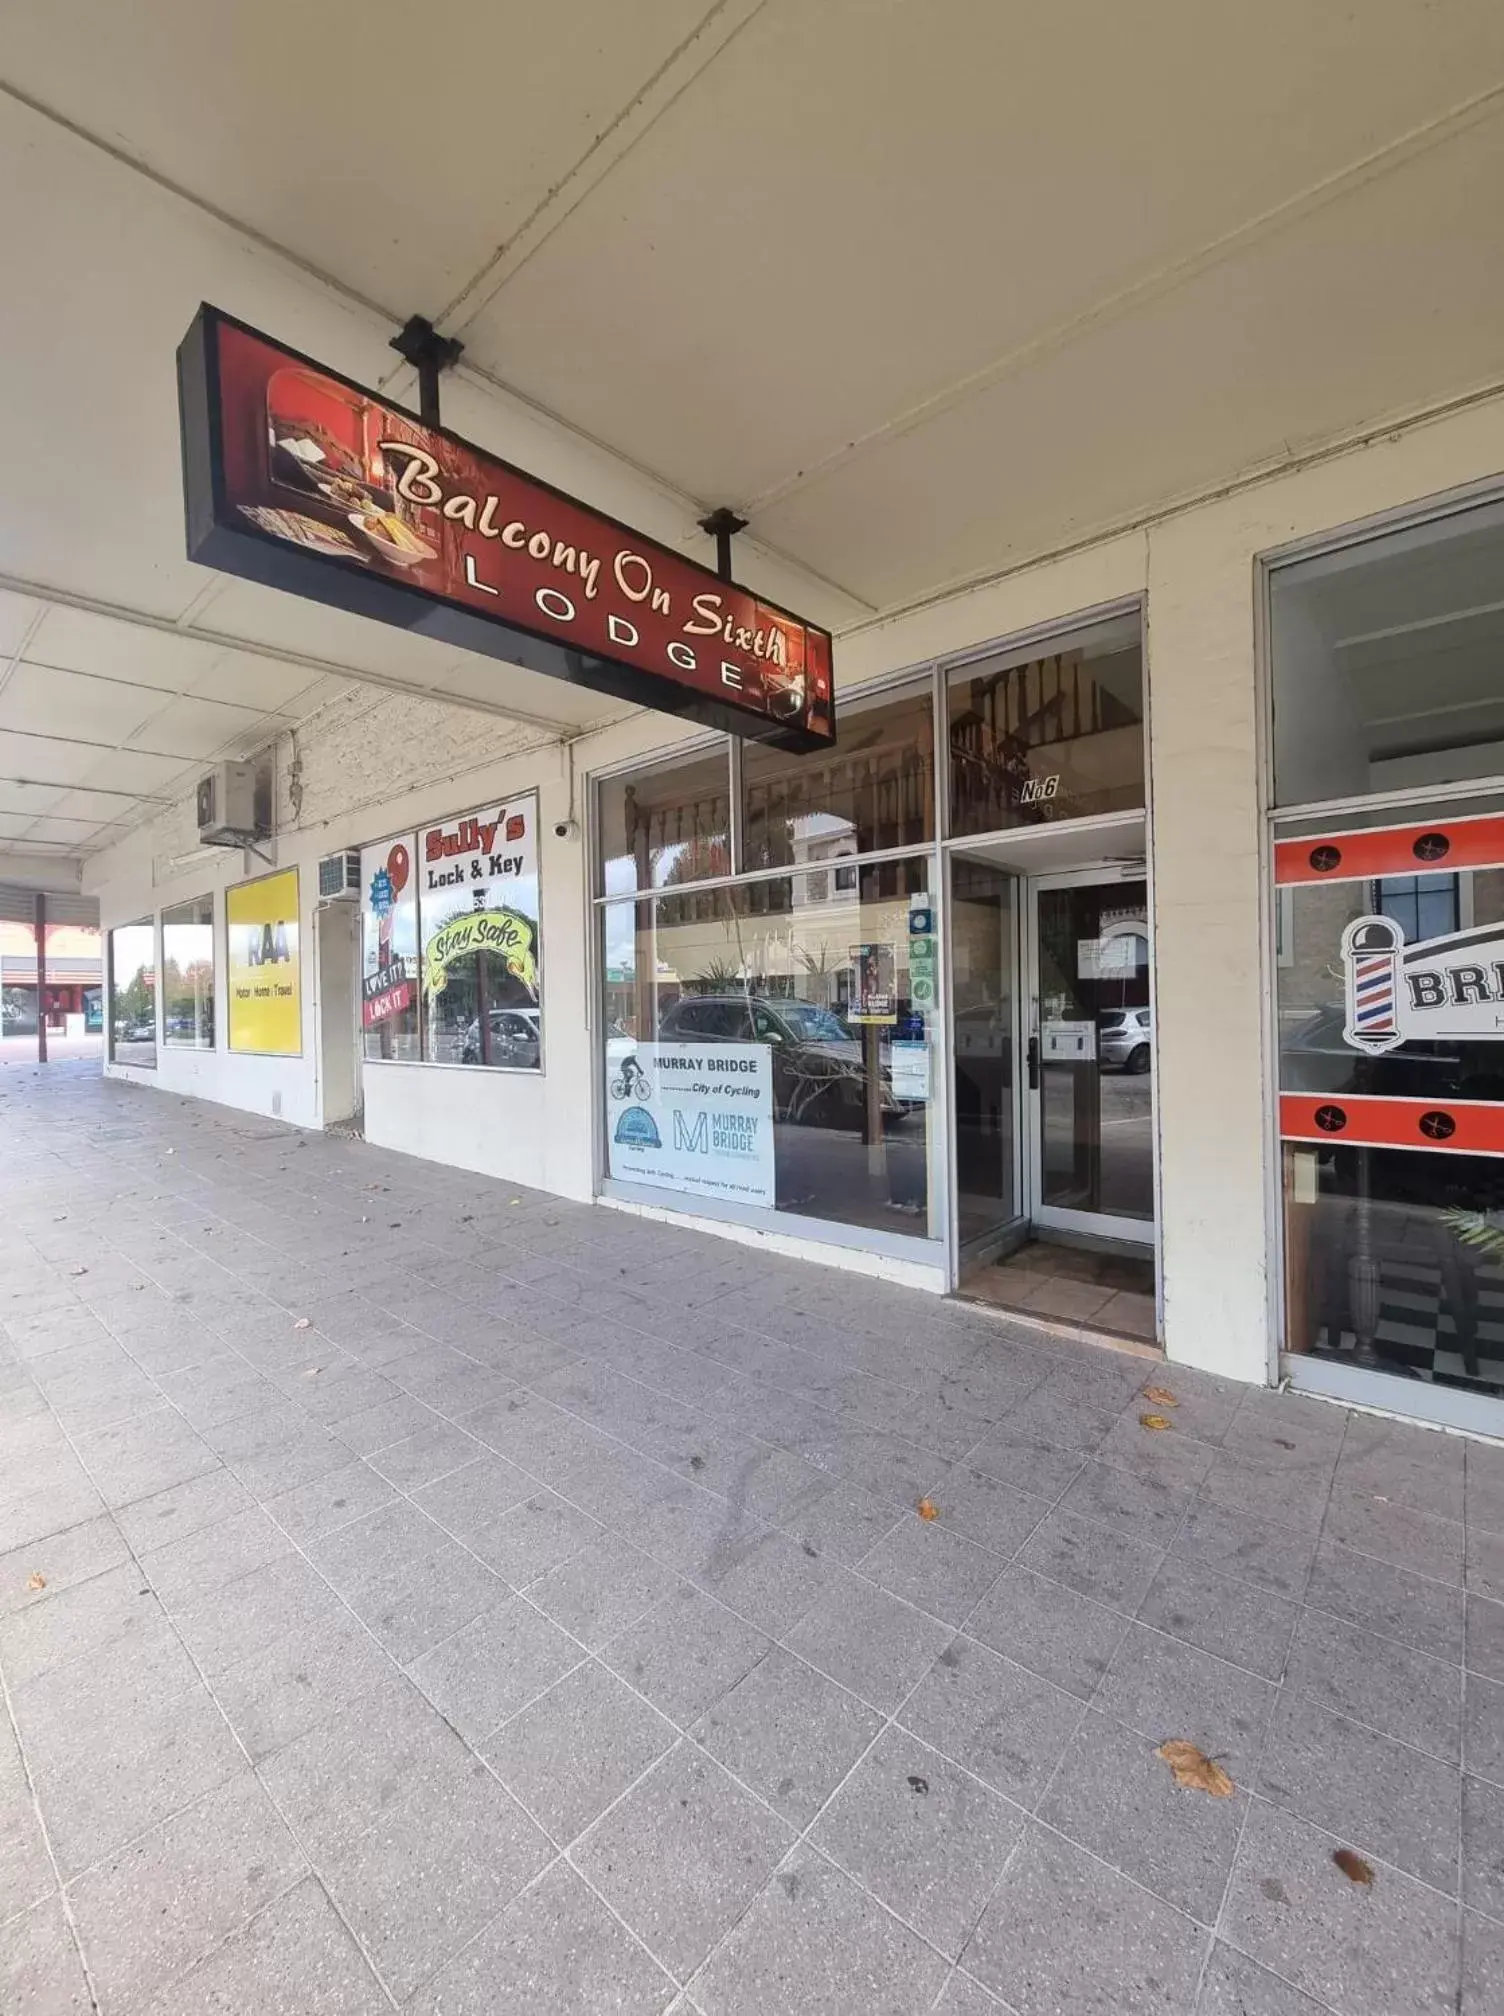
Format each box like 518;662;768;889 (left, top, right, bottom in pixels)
1027;873;1155;1242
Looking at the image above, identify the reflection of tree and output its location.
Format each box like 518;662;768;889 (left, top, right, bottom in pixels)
117;968;152;1024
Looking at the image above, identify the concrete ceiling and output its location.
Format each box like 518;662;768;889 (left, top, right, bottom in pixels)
1;0;1502;876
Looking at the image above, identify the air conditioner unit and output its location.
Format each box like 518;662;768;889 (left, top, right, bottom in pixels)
196;761;268;846
317;851;361;902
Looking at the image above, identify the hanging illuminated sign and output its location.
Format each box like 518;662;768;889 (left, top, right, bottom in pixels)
177;305;835;751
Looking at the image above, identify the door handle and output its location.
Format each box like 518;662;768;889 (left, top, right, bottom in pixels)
1026;1035;1040;1090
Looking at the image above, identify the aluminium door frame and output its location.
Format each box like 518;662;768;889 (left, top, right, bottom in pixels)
1021;861;1157;1248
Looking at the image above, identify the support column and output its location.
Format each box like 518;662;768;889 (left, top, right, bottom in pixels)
34;892;47;1066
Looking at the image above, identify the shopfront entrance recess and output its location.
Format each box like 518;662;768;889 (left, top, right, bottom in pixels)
951;853;1157;1336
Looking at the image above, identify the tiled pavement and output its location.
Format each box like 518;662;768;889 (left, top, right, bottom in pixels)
1;1064;1502;2016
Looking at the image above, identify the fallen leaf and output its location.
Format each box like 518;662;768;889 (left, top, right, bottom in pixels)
25;1571;46;1592
1143;1385;1179;1408
907;1775;929;1794
1156;1740;1234;1797
293;1317;312;1331
1332;1848;1373;1885
916;1497;940;1521
1139;1413;1173;1432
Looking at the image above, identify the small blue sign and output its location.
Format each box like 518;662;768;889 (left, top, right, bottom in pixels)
909;907;933;936
369;869;394;919
614;1105;661;1149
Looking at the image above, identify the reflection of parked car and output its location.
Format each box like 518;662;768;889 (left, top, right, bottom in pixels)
1280;1004;1497;1099
1099;1006;1152;1073
461;1007;540;1068
657;993;907;1125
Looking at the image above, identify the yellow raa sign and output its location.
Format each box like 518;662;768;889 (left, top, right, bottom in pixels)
226;867;301;1055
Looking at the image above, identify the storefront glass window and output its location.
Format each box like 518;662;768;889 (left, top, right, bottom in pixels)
109;919;156;1068
359;798;542;1070
161;896;215;1049
1277;815;1504;1400
948;613;1144;836
742;684;934;870
597;749;731;894
360;834;421;1062
602;857;939;1239
1270;498;1504;809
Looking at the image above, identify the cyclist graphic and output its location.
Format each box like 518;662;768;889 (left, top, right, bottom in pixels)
609;1054;652;1101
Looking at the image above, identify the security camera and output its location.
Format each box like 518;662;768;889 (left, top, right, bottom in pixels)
552;818;579;841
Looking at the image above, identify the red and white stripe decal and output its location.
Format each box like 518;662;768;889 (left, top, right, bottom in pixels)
1280;1092;1504;1157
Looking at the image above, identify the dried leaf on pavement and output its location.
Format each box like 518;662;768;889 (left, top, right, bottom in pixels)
1139;1413;1173;1432
293;1317;312;1331
1156;1739;1234;1797
1332;1848;1373;1885
1143;1385;1179;1408
25;1572;46;1592
916;1497;940;1521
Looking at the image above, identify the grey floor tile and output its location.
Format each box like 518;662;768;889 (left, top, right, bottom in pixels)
966;1561;1130;1700
1469;1594;1504;1683
810;1726;1024;1958
1258;1690;1461;1893
1038;1707;1247;1921
0;1560;160;1691
319;1752;550;2003
1016;1509;1164;1615
0;1719;57;1924
692;1644;883;1827
457;1489;604;1588
1219;1801;1459;2016
202;1406;350;1500
1464;1908;1504;2016
932;1972;1009;2015
1284;1603;1461;1763
69;1773;307;2014
901;1635;1083;1807
484;1659;678;1844
855;1516;1006;1627
406;1593;583;1743
304;1500;507;1665
1463;1770;1504;1920
1196;1942;1337;2015
1173;1497;1318;1603
1323;1486;1464;1586
1335;1414;1466;1524
1466;1671;1504;1783
208;1608;391;1763
327;1391;436;1457
261;1458;395;1542
0;1898;92;2016
76;1409;221;1509
33;1672;244;1880
171;1553;333;1676
1200;1448;1333;1534
410;1450;538;1541
1093;1410;1219;1494
1468;1528;1504;1606
1305;1535;1464;1663
1060;1458;1195;1549
691;1840;949;2016
950;1422;1087;1504
139;1877;388;2016
684;1517;839;1638
574;1741;794;1978
918;1462;1052;1559
409;1858;676;2016
783;1572;953;1713
366;1418;486;1491
964;1824;1207;2016
140;1505;292;1610
0;1512;129;1614
1137;1557;1298;1682
527;1533;684;1650
113;1470;254;1558
602;1584;771;1726
1095;1624;1274;1781
257;1672;462;1861
762;1475;903;1564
